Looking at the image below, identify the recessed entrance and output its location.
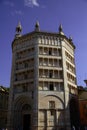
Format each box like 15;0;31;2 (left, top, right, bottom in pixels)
23;114;31;130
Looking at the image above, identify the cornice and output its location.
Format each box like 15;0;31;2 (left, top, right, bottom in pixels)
12;30;75;50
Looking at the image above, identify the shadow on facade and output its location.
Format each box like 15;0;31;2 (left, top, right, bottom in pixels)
69;95;80;130
51;94;80;130
55;94;80;130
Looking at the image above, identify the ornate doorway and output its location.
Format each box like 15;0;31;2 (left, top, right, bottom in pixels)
13;96;32;130
22;104;31;130
23;114;31;130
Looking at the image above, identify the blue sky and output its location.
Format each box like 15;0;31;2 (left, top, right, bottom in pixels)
0;0;87;87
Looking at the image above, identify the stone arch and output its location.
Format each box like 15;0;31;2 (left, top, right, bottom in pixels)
22;104;31;111
39;94;64;109
46;94;64;107
13;95;32;130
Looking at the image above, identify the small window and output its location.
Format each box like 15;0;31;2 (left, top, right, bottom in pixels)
49;50;52;55
49;101;55;109
49;72;52;78
14;75;17;81
25;62;28;68
16;64;18;70
24;74;28;79
49;83;54;90
50;110;54;116
23;85;27;92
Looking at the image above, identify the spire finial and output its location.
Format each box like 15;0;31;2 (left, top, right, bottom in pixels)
59;24;63;32
58;24;64;35
84;79;87;87
15;21;22;38
69;35;73;42
35;21;40;32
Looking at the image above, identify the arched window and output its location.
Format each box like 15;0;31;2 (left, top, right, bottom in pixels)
22;104;31;111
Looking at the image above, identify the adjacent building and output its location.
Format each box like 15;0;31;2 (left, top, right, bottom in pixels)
78;81;87;130
0;86;9;129
7;22;78;130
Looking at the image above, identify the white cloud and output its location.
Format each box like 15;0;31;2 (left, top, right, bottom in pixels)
3;1;14;7
32;0;39;7
24;0;39;7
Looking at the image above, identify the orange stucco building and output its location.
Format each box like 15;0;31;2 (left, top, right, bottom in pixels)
78;86;87;129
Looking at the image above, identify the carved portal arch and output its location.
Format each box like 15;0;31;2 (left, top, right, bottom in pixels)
13;95;32;130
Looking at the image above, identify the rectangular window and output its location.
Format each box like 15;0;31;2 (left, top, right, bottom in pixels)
49;101;55;109
49;49;52;55
23;85;28;92
49;71;53;78
25;62;28;68
50;110;55;116
49;83;54;91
